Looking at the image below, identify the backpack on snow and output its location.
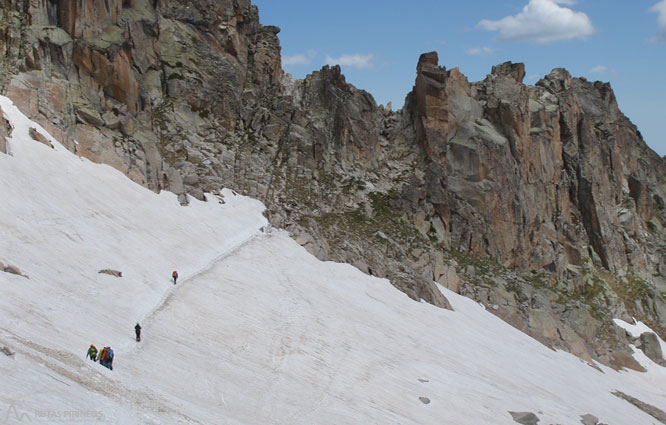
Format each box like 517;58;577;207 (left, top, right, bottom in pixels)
106;349;114;361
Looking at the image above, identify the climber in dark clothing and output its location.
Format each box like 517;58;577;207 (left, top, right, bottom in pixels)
135;323;142;342
172;270;178;285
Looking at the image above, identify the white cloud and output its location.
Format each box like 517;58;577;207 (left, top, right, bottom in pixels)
324;54;376;69
283;50;317;66
589;65;617;76
466;46;495;56
650;0;666;43
477;0;595;44
283;54;311;66
589;65;608;73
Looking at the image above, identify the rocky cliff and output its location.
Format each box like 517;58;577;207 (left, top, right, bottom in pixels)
1;0;665;369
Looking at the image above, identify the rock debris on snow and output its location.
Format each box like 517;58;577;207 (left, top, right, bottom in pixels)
509;411;540;425
98;269;123;278
579;413;600;425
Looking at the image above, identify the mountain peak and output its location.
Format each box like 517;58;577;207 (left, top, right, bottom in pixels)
490;61;526;84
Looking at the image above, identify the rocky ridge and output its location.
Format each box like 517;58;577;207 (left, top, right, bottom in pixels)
1;0;665;368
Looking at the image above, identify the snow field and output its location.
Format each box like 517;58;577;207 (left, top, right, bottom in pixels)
1;95;665;424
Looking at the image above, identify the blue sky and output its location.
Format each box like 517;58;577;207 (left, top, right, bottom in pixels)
252;0;666;156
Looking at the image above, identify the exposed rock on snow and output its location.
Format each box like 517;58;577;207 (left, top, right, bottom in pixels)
612;391;666;424
0;107;9;154
509;411;540;425
1;345;15;358
98;269;123;278
638;332;666;366
580;413;600;425
1;261;28;279
29;127;52;149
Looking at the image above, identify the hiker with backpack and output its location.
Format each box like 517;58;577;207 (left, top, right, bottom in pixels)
135;323;142;342
172;270;178;285
86;344;98;361
98;346;114;370
98;346;107;368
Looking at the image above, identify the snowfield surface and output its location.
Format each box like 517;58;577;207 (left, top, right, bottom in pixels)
1;94;665;424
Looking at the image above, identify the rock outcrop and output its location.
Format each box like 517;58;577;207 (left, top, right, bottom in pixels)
1;261;29;279
638;332;665;365
509;411;540;425
98;269;123;278
1;1;665;368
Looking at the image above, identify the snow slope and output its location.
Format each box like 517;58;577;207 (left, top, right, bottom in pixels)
1;95;665;424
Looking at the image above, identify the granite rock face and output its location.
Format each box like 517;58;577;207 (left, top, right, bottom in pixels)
408;52;665;279
1;2;665;368
0;0;282;192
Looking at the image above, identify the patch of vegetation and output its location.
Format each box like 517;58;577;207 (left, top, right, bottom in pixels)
315;169;341;191
526;272;551;290
574;263;666;341
284;174;318;210
150;99;189;163
340;176;366;194
580;280;605;304
449;249;505;279
295;185;428;260
607;271;651;309
368;191;424;242
504;279;529;303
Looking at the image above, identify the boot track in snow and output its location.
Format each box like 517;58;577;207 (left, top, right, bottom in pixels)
121;228;273;355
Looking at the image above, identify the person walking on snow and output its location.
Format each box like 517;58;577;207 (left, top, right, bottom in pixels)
172;270;178;285
99;346;114;370
98;346;107;366
105;347;114;370
135;323;142;342
86;344;97;361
